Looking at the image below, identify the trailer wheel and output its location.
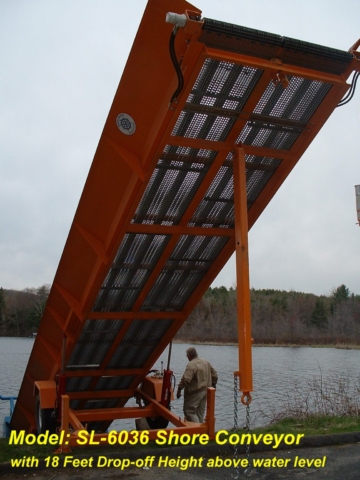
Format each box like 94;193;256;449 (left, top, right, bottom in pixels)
146;415;169;429
146;404;170;429
35;396;56;434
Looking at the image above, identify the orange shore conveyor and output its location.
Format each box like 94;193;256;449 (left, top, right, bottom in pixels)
11;0;360;437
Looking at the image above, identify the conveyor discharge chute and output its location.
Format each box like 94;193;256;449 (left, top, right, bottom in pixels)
10;0;360;438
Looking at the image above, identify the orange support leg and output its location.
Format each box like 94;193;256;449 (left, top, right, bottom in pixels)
204;387;215;439
55;395;72;454
233;147;253;401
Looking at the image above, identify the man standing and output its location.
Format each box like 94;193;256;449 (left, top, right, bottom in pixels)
176;347;218;423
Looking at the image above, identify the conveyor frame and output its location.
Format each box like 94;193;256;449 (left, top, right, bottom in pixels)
10;0;360;441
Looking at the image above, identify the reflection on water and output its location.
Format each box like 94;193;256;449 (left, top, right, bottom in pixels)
1;338;359;436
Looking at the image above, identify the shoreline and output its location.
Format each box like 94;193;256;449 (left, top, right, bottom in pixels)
173;340;360;349
1;336;360;350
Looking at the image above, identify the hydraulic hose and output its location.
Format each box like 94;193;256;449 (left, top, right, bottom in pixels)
337;71;359;107
169;27;184;105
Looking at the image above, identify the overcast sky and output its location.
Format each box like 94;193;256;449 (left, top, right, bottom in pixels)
1;0;359;297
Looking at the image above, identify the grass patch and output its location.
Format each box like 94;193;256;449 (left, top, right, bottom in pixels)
251;414;360;437
0;439;54;464
0;437;144;465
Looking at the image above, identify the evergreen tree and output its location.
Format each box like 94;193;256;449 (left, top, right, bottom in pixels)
26;284;50;329
311;298;328;330
0;287;5;334
332;284;350;302
331;284;350;314
0;287;5;315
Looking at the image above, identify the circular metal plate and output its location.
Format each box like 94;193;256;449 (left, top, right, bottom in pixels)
116;113;136;135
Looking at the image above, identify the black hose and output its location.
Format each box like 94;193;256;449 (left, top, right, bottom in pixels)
337;71;359;107
169;27;184;105
167;341;173;370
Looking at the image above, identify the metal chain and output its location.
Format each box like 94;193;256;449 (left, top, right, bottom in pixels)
244;400;252;477
233;376;252;478
232;375;240;479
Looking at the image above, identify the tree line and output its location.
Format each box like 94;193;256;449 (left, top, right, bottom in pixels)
0;285;50;336
1;284;360;345
175;284;360;345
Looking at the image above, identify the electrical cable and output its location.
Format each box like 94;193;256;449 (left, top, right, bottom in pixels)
169;27;184;105
337;71;359;106
337;71;359;107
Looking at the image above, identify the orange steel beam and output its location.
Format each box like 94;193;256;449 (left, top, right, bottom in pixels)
75;406;156;422
72;21;208;339
53;1;204;337
221;69;276;143
87;311;185;319
233;148;253;395
180;69;302;316
68;408;85;432
178;151;232;224
130;236;181;310
344;41;360;73
7;2;191;432
67;390;133;400
204;387;216;435
56;395;71;454
126;135;229;311
204;46;355;85
96;25;206;258
65;369;144;378
182;69;350;362
112;54;222;310
56;387;215;450
140;22;205;168
167;135;295;161
134;388;188;427
182;236;233;317
126;224;235;237
179;52;310;346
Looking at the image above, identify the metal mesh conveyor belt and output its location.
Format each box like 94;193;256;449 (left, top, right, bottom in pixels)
200;18;353;74
11;0;359;432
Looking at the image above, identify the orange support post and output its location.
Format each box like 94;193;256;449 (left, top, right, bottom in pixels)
56;395;71;454
233;147;253;400
204;387;215;439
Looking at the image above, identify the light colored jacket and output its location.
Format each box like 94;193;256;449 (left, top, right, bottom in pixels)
178;357;218;396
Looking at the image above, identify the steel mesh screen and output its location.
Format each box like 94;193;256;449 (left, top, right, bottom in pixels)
200;20;283;60
107;319;173;369
253;76;332;122
67;319;124;368
142;236;229;310
94;376;135;391
188;59;262;111
134;146;217;225
190;154;282;225
200;18;353;75
66;377;93;393
93;234;170;311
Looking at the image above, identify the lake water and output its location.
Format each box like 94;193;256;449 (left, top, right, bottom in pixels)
1;338;359;436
